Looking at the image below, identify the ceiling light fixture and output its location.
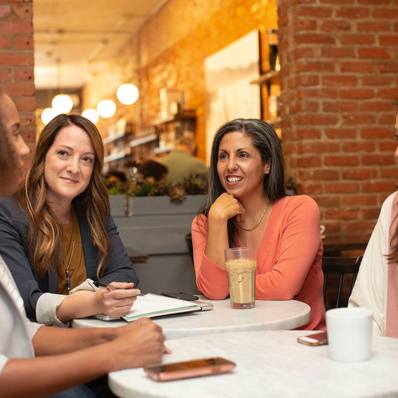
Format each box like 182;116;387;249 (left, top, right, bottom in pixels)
117;84;139;105
82;109;100;124
41;107;57;125
52;94;73;114
97;99;116;118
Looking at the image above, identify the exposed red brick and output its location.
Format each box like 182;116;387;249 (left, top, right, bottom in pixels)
296;156;322;167
336;7;370;19
0;37;11;49
342;114;377;125
324;182;360;194
0;21;32;34
323;75;357;86
340;61;375;73
372;8;398;19
325;128;357;139
295;5;333;18
340;34;375;45
361;127;395;139
358;21;393;32
321;47;355;58
299;169;340;181
325;208;360;220
342;142;375;152
14;68;34;82
340;88;374;99
323;102;358;112
342;169;378;180
0;68;11;82
362;154;396;166
295;33;336;45
358;48;391;59
320;20;351;32
324;156;359;167
341;195;377;206
14;36;34;50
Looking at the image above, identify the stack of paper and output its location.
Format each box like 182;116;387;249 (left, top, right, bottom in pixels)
122;293;201;322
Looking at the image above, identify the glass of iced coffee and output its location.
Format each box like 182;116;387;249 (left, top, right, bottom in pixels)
224;247;257;309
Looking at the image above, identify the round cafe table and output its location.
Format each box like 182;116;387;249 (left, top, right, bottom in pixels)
71;297;311;340
108;330;398;398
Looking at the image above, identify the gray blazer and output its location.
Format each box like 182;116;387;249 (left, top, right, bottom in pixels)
0;195;138;322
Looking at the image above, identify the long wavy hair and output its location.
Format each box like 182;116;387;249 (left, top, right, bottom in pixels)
200;118;286;247
15;114;110;279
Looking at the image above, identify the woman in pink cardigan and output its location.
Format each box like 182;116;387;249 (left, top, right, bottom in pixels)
192;119;325;330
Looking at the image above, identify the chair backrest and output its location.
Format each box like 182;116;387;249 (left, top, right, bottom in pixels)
322;256;362;309
185;232;194;265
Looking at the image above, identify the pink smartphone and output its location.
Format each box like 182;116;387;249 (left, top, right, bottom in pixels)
144;357;236;381
297;331;328;346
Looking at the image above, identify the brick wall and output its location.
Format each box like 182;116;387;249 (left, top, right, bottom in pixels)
0;0;36;154
83;0;398;239
278;0;398;240
83;0;278;163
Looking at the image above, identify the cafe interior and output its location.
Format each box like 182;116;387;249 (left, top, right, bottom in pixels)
2;0;398;396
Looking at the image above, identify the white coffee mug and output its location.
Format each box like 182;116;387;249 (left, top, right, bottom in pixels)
326;307;372;362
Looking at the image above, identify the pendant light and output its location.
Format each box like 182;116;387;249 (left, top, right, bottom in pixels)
97;99;116;118
82;109;100;124
117;84;139;105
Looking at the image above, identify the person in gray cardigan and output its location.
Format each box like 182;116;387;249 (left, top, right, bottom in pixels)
0;86;169;397
0;105;139;327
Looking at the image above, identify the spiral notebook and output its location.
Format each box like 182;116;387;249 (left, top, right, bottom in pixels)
121;293;202;322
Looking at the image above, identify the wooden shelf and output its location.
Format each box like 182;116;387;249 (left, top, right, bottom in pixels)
250;70;280;85
103;131;127;144
154;146;174;155
129;133;158;148
154;111;196;126
104;152;127;163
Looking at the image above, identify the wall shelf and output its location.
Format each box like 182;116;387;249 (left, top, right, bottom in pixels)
129;133;158;148
103;131;127;145
250;70;280;85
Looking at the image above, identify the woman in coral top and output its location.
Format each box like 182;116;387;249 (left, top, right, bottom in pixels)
192;119;325;330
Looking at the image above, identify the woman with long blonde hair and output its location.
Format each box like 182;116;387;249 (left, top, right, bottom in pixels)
0;112;139;326
0;87;168;397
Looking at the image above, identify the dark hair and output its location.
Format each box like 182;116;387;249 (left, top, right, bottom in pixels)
138;160;168;181
201;118;286;246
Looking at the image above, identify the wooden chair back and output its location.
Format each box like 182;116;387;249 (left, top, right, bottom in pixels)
322;256;362;309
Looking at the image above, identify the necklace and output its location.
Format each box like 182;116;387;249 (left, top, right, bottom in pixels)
65;216;75;294
236;201;271;232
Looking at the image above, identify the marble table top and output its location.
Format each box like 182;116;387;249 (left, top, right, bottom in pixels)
108;330;398;398
72;298;311;340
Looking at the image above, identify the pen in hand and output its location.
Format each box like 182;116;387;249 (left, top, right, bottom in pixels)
95;281;144;295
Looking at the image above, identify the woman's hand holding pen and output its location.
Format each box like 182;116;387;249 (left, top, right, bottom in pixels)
96;282;140;318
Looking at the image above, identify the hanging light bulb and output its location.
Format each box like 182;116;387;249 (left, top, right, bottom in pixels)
52;94;73;114
97;99;116;118
82;109;99;124
41;108;57;125
117;84;139;105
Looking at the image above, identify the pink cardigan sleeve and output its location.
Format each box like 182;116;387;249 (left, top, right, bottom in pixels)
255;196;322;300
191;215;229;299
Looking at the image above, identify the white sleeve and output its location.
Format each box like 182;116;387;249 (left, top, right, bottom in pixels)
348;193;395;335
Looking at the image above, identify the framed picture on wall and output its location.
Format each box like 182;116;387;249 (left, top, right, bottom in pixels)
204;30;261;165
